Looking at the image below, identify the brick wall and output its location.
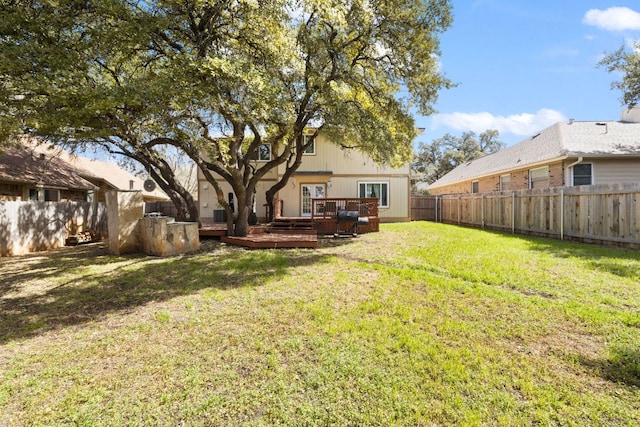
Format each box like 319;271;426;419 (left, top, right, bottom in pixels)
428;161;566;195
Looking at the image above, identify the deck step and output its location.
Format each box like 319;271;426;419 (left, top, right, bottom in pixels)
266;218;316;235
268;224;316;230
267;228;317;235
268;217;316;232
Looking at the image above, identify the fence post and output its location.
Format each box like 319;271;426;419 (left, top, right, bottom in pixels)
481;194;485;229
457;196;461;224
560;188;564;240
511;192;516;234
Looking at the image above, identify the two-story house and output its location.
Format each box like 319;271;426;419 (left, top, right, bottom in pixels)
197;132;412;226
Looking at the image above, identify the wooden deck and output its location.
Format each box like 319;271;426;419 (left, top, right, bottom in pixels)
221;233;317;249
199;201;379;248
199;222;228;237
199;223;268;237
199;221;317;249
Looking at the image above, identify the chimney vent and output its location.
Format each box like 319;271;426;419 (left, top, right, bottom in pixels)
620;107;640;123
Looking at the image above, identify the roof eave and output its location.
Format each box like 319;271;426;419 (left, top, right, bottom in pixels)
429;155;568;189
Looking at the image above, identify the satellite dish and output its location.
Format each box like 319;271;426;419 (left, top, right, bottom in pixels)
143;179;156;192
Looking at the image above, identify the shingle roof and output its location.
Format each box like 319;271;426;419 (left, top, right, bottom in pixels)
0;145;97;191
60;155;169;201
429;120;640;189
1;138;169;201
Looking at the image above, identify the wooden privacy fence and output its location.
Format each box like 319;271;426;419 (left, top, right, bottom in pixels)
411;195;438;221
414;183;640;248
0;201;107;256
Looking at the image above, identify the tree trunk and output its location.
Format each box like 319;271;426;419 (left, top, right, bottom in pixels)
149;167;200;225
227;185;249;237
265;189;276;223
234;203;250;236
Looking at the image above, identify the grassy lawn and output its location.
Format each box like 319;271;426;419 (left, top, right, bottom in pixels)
1;222;639;426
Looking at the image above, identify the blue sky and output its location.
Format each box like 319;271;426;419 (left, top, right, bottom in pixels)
414;1;640;148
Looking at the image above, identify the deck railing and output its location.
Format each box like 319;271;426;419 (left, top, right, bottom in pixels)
311;197;379;219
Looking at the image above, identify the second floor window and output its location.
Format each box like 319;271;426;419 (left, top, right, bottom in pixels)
303;135;315;155
252;144;271;161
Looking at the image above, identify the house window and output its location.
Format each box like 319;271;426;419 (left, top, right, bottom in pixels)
252;144;271;161
358;182;388;208
471;181;479;193
529;166;549;189
44;189;59;201
303;135;315;155
500;175;511;191
29;189;39;201
572;163;593;186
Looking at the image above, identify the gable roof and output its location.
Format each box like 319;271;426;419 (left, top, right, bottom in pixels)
429;119;640;189
60;155;169;202
0;145;97;191
0;138;169;201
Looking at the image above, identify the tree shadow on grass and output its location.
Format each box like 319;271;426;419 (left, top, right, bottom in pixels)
579;346;640;389
524;237;640;281
467;226;640;281
0;240;333;344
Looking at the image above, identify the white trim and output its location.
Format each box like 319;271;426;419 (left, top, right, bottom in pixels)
529;166;549;189
301;183;326;216
499;174;511;192
254;143;271;161
571;162;594;186
302;135;316;155
358;181;389;208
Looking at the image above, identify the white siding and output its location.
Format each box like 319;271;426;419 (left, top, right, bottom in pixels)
593;159;640;185
197;133;412;222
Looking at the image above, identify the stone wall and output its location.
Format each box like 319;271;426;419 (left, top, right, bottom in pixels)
105;191;144;255
106;190;199;257
139;217;200;257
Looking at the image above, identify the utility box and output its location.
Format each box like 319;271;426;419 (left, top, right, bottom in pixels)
213;209;227;223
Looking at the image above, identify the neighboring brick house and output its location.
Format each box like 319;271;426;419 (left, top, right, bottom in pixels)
0;138;168;203
0;143;97;201
427;108;640;195
59;152;169;204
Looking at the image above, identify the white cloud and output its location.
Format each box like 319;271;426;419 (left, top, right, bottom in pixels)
583;7;640;32
431;109;567;136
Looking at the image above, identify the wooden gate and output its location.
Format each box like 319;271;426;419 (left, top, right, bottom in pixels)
411;195;437;221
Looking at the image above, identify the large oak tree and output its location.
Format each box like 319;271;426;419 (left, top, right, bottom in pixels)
413;130;504;186
600;42;640;108
1;0;453;236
